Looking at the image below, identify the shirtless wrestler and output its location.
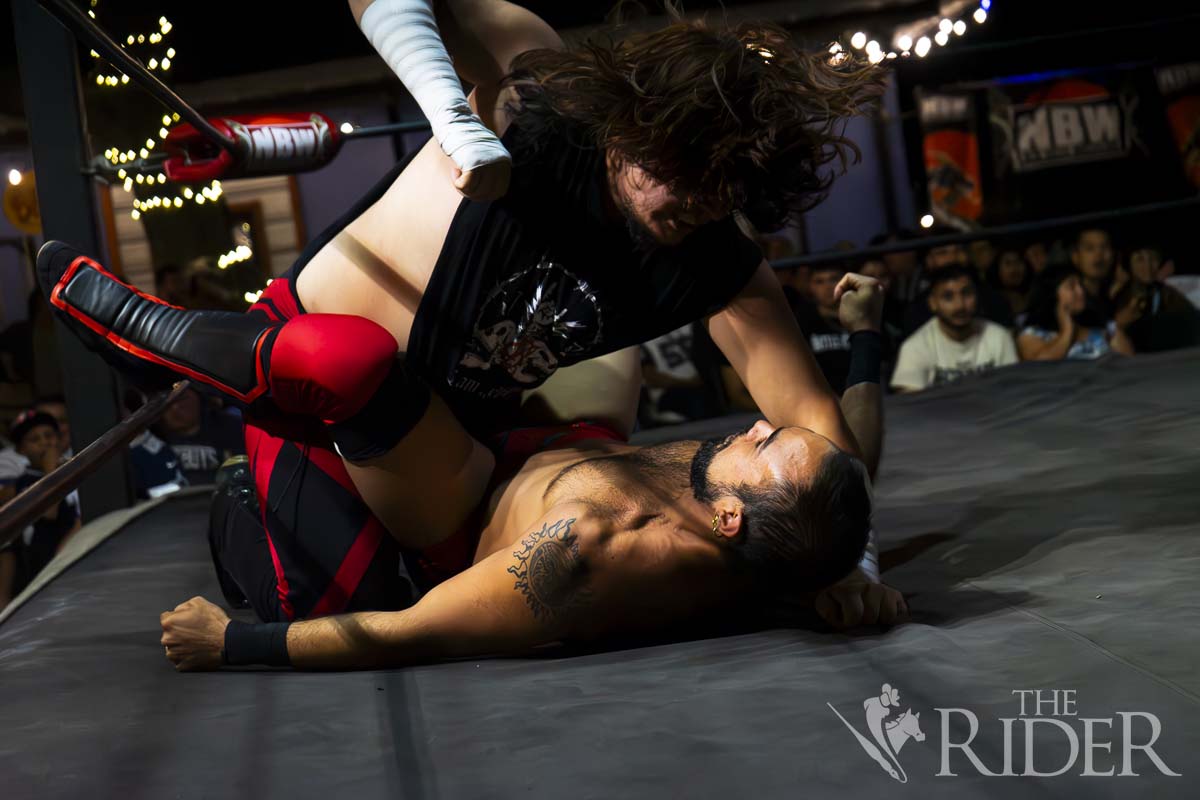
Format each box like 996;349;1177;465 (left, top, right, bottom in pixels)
156;274;903;671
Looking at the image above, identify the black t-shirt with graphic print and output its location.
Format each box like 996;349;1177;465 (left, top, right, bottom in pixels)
407;124;763;434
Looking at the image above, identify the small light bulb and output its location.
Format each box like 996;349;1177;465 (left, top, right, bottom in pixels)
160;127;170;139
135;174;144;183
196;195;205;205
868;50;885;64
96;74;105;85
172;113;180;121
139;148;149;159
915;37;932;57
174;197;183;208
340;122;354;134
148;58;158;70
131;209;140;220
851;32;867;49
90;50;98;58
183;187;193;198
124;178;133;192
7;169;21;186
117;168;127;179
974;8;987;23
121;74;129;83
939;19;952;33
161;58;171;70
897;35;913;51
866;40;881;54
158;174;166;183
161;22;172;34
118;153;128;163
920;214;934;228
167;48;176;58
935;31;949;46
126;35;134;45
137;35;145;44
954;20;967;35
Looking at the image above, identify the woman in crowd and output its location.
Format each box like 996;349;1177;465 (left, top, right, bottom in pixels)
1017;265;1136;360
987;249;1034;327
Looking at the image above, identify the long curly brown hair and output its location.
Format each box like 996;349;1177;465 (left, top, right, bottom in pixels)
503;18;887;231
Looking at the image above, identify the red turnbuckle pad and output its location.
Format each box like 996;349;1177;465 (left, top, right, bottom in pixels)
163;113;342;182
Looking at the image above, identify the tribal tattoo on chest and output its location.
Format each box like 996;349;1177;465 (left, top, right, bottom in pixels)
508;517;592;621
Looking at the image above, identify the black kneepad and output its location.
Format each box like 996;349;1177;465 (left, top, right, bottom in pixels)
326;356;432;461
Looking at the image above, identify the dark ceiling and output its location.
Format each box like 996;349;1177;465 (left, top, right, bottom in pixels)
2;1;1198;126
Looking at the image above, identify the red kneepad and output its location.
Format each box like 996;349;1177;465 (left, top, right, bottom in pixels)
267;314;397;422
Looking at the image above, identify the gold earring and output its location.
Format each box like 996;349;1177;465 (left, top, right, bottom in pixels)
712;515;721;536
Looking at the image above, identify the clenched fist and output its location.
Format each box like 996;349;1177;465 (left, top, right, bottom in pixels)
815;575;908;630
834;273;885;334
452;160;511;202
160;596;230;672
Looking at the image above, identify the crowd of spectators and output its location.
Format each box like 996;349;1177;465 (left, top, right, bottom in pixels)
639;223;1200;425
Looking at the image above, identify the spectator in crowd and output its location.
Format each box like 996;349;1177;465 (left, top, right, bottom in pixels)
793;263;853;393
1018;265;1135;360
902;227;1014;336
1069;227;1117;323
859;256;904;342
638;325;718;427
988;249;1035;327
4;410;81;598
123;389;189;499
1024;239;1050;274
153;388;245;486
890;265;1018;393
1111;238;1200;352
869;230;921;305
33;394;72;456
969;239;997;282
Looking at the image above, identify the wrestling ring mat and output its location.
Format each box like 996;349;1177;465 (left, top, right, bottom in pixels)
1;349;1197;798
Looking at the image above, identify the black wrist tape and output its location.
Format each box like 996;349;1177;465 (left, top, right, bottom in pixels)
846;330;883;388
223;620;292;667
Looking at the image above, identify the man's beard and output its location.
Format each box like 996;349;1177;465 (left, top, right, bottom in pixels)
938;313;974;333
689;425;751;502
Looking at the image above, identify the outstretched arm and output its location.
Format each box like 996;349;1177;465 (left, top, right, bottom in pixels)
706;260;863;460
161;506;599;671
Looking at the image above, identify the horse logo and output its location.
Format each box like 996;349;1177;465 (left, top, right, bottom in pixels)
828;683;926;783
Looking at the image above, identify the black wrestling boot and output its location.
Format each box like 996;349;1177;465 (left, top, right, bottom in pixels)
37;241;278;402
207;456;258;610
